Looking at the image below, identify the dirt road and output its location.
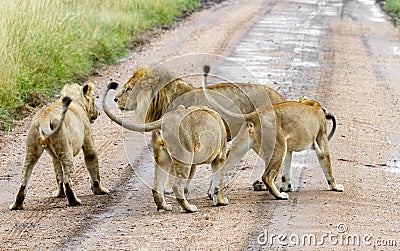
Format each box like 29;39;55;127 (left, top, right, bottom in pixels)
1;0;399;250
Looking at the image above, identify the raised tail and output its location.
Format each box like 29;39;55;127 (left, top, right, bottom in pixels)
39;96;71;146
202;65;250;120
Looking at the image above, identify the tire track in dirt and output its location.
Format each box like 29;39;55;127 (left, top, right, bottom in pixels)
2;1;271;249
246;0;400;249
4;0;399;249
0;125;124;249
226;0;345;248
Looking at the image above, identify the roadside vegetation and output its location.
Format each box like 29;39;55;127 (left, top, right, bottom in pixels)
383;0;400;26
0;0;199;131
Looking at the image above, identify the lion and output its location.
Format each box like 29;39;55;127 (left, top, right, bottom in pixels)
112;66;336;193
9;83;109;210
103;82;228;213
202;65;344;200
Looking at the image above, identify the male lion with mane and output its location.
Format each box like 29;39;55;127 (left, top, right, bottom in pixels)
104;82;229;213
9;83;109;210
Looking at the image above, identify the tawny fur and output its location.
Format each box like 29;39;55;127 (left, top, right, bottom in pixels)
104;83;228;213
9;83;109;210
202;68;344;200
112;66;288;193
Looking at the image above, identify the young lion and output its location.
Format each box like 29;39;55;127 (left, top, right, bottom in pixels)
202;66;344;200
103;82;229;213
9;83;109;210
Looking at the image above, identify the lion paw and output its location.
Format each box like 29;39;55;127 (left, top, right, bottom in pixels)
216;198;229;206
184;205;198;213
253;180;267;191
276;192;289;200
157;203;172;211
331;184;344;192
280;183;293;192
212;194;229;206
9;202;23;210
92;186;110;195
52;189;66;198
164;188;174;194
68;197;82;206
207;190;212;200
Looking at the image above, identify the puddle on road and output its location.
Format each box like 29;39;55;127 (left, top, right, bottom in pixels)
383;160;400;175
357;0;386;23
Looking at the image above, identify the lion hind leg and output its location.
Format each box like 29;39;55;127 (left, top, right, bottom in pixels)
172;162;198;213
208;123;254;197
164;164;175;195
59;155;81;206
314;139;344;192
9;145;43;210
184;165;196;198
262;144;289;200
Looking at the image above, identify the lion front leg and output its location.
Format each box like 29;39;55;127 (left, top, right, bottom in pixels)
262;144;289;200
210;155;229;207
51;157;65;198
152;164;173;211
82;143;109;195
152;132;174;195
280;151;293;192
152;138;173;211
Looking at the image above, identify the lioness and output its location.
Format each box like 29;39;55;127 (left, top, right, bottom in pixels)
9;83;109;210
103;82;228;213
202;66;344;200
112;66;336;193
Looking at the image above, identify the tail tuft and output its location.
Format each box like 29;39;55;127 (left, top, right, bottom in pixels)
325;112;335;120
62;96;72;108
203;65;210;75
108;82;119;90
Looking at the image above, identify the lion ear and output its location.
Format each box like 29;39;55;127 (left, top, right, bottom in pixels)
83;82;94;95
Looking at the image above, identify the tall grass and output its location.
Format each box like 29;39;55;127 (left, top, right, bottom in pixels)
384;0;400;26
0;0;198;130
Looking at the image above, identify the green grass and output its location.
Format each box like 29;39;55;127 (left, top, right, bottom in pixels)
384;0;400;26
0;0;199;130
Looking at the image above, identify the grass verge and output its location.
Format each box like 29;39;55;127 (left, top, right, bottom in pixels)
381;0;400;26
0;0;199;131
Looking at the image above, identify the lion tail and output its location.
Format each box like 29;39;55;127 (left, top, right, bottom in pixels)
39;96;72;146
323;108;336;141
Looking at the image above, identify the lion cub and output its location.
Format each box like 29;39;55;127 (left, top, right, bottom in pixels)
202;66;343;200
9;83;109;210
